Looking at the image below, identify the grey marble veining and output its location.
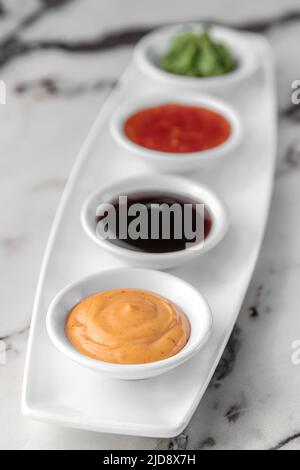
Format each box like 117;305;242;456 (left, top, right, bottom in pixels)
1;0;300;450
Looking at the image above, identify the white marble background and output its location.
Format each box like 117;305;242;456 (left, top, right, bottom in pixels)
1;0;300;450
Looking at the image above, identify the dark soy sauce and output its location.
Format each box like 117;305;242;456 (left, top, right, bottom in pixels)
96;191;213;253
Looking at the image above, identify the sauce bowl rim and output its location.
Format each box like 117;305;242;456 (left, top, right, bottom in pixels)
46;268;213;378
134;23;258;88
110;92;242;164
80;174;229;264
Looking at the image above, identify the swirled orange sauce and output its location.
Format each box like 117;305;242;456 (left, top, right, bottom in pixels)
65;289;190;364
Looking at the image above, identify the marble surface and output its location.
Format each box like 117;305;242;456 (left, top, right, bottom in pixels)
1;0;300;450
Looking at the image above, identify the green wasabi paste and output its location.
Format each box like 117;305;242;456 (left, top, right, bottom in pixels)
159;30;237;77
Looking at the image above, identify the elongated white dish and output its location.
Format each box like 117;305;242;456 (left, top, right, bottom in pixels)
46;268;212;380
22;29;276;438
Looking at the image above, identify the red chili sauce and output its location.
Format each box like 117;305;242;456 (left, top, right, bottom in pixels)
124;103;232;154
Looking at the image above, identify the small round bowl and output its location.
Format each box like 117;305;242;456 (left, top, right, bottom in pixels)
110;93;242;173
81;174;229;270
46;268;213;380
134;23;258;90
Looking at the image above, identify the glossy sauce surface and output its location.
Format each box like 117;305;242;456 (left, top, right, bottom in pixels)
124;103;231;153
65;289;191;364
96;191;212;253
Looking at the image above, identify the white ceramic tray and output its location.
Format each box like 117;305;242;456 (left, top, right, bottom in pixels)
22;30;276;438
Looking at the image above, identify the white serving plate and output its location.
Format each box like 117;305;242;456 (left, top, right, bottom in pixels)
22;30;276;438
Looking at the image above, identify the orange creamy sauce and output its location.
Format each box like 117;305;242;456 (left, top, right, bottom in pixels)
65;289;190;365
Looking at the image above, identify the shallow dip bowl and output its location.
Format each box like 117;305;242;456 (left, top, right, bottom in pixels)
46;268;213;380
